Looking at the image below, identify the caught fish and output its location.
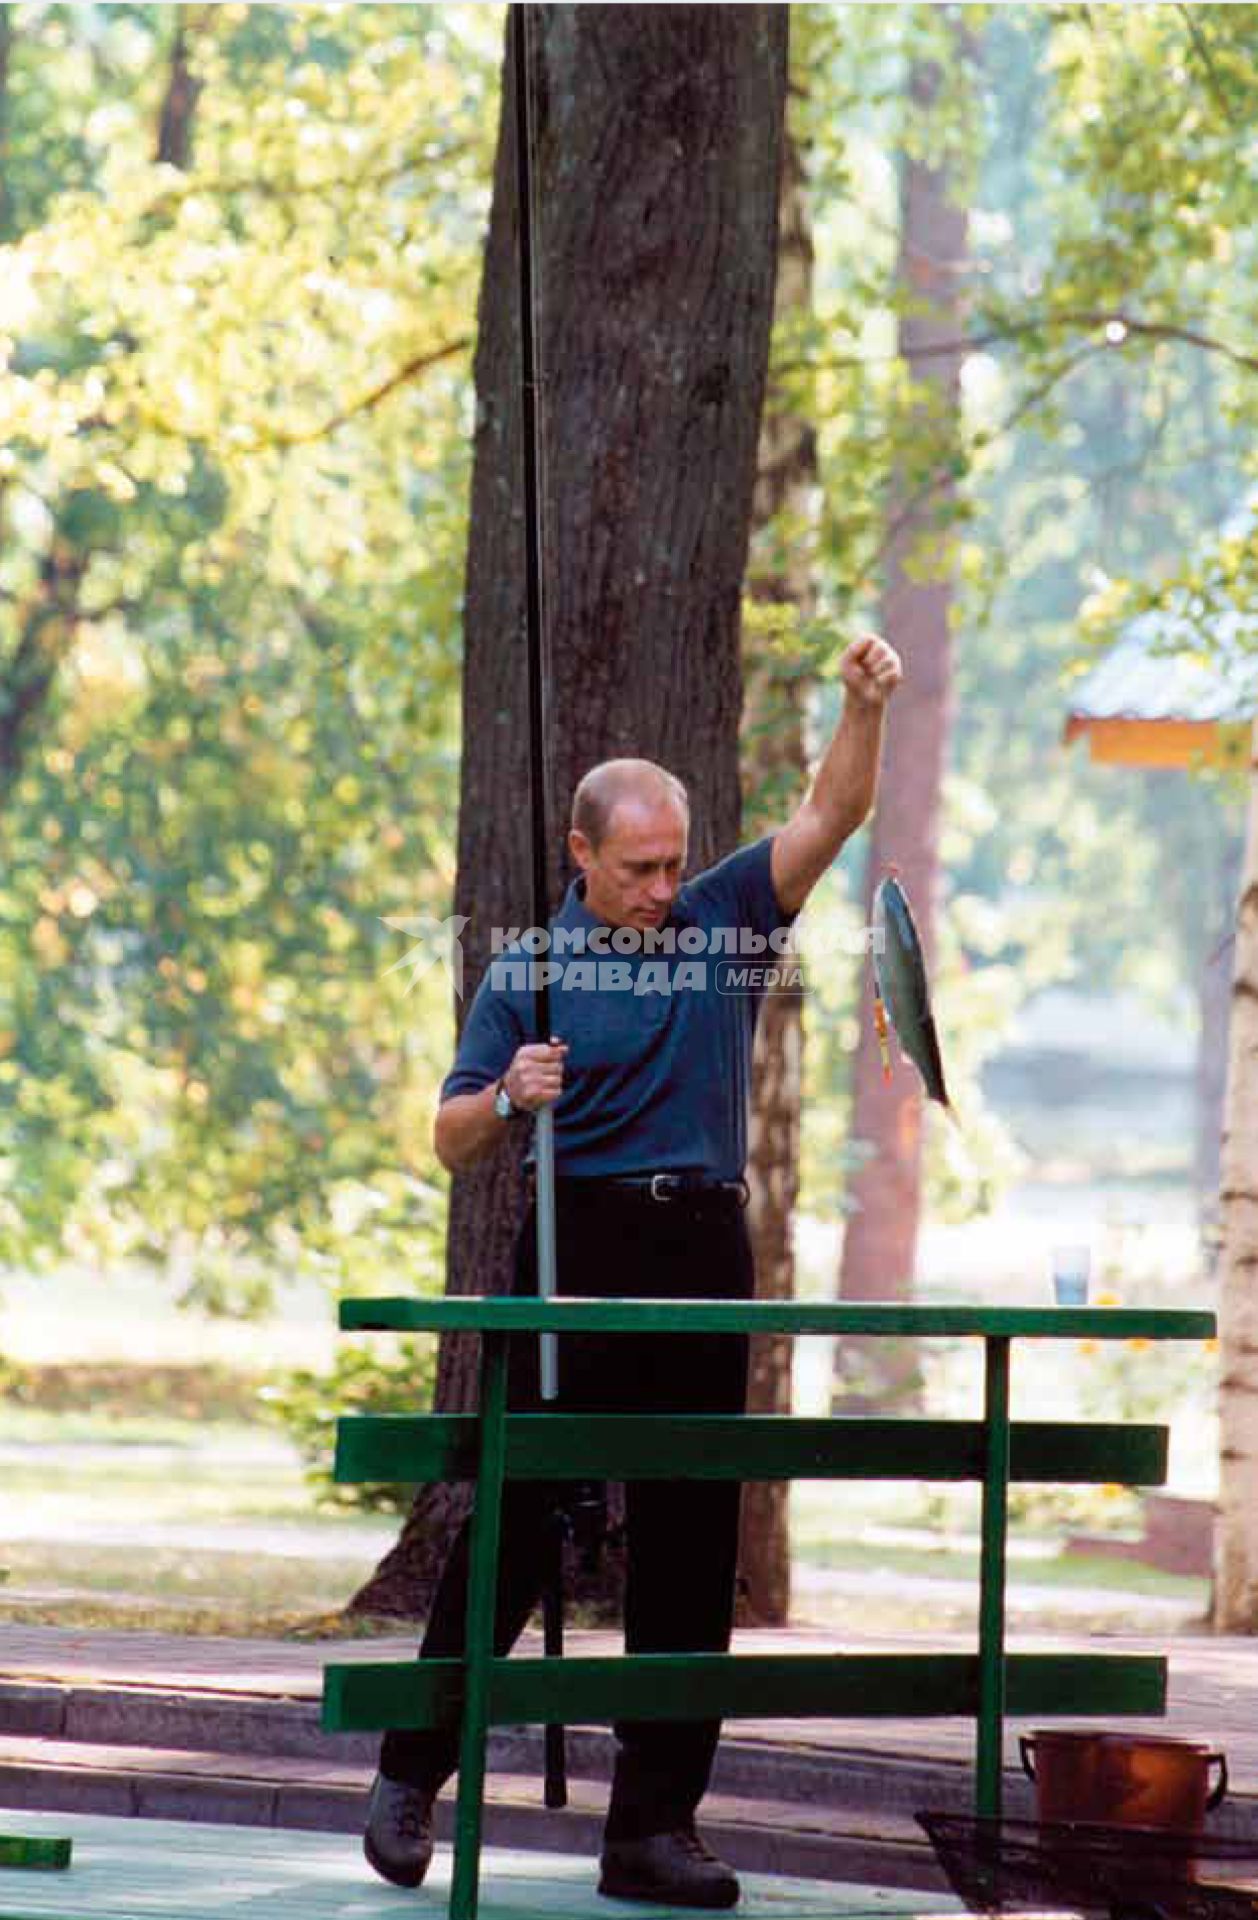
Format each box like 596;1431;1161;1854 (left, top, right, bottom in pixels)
871;874;951;1110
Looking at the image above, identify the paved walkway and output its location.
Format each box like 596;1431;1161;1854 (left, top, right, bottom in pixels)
0;1812;940;1920
0;1620;1252;1789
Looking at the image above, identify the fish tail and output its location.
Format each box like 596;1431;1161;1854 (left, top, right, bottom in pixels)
920;1015;951;1110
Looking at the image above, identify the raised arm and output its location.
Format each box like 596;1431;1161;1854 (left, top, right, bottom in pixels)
770;634;902;917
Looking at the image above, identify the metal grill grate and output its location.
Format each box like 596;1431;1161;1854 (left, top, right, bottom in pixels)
918;1812;1258;1920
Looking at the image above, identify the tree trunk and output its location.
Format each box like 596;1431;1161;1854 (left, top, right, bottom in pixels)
834;41;969;1410
0;8;14;243
1198;932;1232;1234
349;4;788;1620
1196;825;1244;1234
737;120;814;1628
1215;721;1258;1631
0;532;89;811
156;16;202;170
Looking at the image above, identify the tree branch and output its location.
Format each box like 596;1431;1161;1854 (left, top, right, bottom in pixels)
128;335;472;452
143;143;474;213
266;337;473;448
838;339;1102;604
1176;5;1237;126
797;309;1258;378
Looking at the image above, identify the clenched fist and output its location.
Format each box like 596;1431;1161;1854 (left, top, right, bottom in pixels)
839;634;903;708
503;1039;567;1111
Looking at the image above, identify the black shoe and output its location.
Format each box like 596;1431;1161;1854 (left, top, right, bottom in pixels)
363;1771;436;1889
599;1828;740;1909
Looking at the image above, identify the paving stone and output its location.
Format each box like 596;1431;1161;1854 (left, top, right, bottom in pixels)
0;1620;1253;1893
0;1758;951;1896
0;1810;958;1919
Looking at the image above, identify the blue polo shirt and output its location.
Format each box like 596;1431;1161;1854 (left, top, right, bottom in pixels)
441;835;796;1180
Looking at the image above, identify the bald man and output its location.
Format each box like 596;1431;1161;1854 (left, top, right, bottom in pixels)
365;635;903;1908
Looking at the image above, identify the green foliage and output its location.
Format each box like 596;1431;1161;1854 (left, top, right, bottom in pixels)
776;3;1258;1238
261;1335;437;1514
4;0;1256;1318
951;5;1252;1033
0;4;495;1293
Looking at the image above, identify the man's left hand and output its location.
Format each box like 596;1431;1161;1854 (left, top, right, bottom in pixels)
839;633;902;708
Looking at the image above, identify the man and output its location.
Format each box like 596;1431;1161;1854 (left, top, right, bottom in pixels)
364;633;902;1907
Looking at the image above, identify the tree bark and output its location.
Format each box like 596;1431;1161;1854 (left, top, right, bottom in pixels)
156;17;203;169
0;8;14;243
737;120;814;1627
834;42;969;1409
1198;931;1232;1232
1196;824;1244;1231
350;4;787;1620
1215;720;1258;1631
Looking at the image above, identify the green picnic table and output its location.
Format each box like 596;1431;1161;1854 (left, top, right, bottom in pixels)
322;1297;1214;1920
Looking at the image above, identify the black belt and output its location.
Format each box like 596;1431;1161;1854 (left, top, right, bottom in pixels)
554;1173;750;1206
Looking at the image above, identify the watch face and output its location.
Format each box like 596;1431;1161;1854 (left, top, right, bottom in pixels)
494;1084;512;1118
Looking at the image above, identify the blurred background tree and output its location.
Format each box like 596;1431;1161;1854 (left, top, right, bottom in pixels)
0;4;496;1302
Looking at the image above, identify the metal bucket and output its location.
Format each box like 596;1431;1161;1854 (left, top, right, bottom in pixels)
1020;1730;1228;1834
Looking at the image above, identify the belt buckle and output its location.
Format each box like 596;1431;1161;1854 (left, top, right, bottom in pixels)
649;1173;676;1203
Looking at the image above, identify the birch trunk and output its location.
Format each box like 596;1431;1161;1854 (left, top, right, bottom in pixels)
1215;721;1258;1630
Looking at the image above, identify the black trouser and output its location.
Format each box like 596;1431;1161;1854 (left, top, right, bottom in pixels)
380;1179;753;1841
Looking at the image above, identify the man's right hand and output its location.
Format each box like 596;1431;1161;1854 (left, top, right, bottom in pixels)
435;1038;567;1173
504;1038;568;1111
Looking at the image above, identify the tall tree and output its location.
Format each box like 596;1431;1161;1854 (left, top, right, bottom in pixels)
156;13;204;169
738;115;816;1627
351;5;788;1617
1218;722;1258;1631
0;7;490;1286
835;19;972;1406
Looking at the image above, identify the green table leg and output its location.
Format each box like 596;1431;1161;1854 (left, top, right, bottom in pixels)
450;1330;510;1920
976;1335;1011;1818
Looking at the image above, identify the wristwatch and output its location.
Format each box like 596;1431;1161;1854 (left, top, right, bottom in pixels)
493;1076;522;1121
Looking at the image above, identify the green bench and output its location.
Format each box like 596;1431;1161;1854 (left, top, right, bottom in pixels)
322;1297;1215;1920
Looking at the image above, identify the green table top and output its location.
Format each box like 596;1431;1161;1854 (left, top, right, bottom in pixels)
340;1296;1216;1340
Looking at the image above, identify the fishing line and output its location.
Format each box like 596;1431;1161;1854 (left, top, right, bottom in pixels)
509;0;568;1813
510;3;559;1394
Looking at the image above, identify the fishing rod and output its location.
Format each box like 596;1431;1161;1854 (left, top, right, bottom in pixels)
510;0;567;1812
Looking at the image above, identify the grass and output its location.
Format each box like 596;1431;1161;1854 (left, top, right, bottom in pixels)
0;1538;392;1638
0;1400;400;1633
0;1426;326;1523
0;1419;398;1637
793;1524;1206;1602
0;1401;1210;1640
0;1249;1217;1642
0;1602;350;1636
786;1482;1210;1635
